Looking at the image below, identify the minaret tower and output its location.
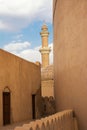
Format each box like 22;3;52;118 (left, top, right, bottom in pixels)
39;24;51;68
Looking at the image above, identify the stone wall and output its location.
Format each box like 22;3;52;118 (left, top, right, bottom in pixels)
41;96;56;117
41;80;54;97
41;65;54;97
53;0;87;130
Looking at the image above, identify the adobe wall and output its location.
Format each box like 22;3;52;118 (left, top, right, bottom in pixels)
53;0;87;130
0;49;41;126
15;110;78;130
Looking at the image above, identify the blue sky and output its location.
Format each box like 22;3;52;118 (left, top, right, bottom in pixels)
0;0;53;63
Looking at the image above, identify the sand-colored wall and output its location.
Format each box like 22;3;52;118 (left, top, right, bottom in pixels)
53;0;87;130
15;110;78;130
41;54;49;68
41;80;54;97
0;49;41;126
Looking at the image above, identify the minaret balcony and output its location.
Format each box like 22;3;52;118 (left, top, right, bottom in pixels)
39;47;51;54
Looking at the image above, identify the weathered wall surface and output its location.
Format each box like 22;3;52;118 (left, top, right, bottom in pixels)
0;49;41;126
41;65;54;97
41;80;54;97
41;96;56;117
53;0;87;130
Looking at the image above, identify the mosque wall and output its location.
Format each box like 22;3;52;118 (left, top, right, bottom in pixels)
41;80;54;97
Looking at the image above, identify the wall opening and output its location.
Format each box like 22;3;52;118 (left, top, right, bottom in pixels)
3;87;11;125
32;94;36;119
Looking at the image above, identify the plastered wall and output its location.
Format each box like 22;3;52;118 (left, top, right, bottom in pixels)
0;49;41;126
14;110;78;130
53;0;87;130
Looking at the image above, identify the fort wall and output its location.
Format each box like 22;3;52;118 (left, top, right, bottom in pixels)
53;0;87;130
0;49;41;126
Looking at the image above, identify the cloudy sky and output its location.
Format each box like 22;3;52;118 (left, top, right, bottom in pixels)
0;0;53;64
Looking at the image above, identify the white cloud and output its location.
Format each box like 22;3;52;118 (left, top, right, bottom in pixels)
0;21;9;30
3;41;41;62
16;34;23;39
3;41;31;52
3;41;53;64
19;49;41;63
0;0;52;31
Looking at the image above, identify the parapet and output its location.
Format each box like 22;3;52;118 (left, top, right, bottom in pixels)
14;109;78;130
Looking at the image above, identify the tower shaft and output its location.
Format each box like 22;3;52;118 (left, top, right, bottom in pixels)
39;24;51;68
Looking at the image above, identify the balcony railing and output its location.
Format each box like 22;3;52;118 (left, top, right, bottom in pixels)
14;109;78;130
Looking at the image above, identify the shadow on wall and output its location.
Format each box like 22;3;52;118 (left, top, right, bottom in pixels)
41;96;56;117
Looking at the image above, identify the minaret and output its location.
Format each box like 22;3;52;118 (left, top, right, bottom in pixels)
39;24;51;68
